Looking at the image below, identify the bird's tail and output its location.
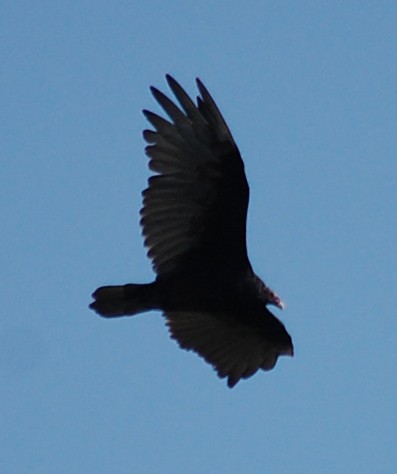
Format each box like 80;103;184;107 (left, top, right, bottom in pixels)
89;283;157;317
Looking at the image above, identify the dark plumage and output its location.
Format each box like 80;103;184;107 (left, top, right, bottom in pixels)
90;75;293;387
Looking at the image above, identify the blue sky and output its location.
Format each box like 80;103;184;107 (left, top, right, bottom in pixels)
2;1;397;473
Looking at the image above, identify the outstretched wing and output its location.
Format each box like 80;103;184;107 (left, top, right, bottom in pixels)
141;75;250;277
165;310;292;388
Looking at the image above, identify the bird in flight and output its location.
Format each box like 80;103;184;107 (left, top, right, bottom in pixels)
90;75;293;387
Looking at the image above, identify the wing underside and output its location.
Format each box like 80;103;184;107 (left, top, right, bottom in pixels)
166;310;283;387
141;76;250;277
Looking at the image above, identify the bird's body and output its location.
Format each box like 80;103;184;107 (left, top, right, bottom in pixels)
90;75;293;387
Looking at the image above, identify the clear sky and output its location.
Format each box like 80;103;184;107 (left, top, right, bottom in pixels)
2;1;397;473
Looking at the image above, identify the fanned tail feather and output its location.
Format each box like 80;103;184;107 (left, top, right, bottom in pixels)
90;284;156;317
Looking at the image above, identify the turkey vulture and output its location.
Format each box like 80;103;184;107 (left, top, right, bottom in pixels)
90;75;293;387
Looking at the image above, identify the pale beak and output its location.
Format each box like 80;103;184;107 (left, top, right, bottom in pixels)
277;300;285;310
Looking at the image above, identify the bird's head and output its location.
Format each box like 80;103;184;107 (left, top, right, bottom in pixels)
255;275;285;310
266;289;285;310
